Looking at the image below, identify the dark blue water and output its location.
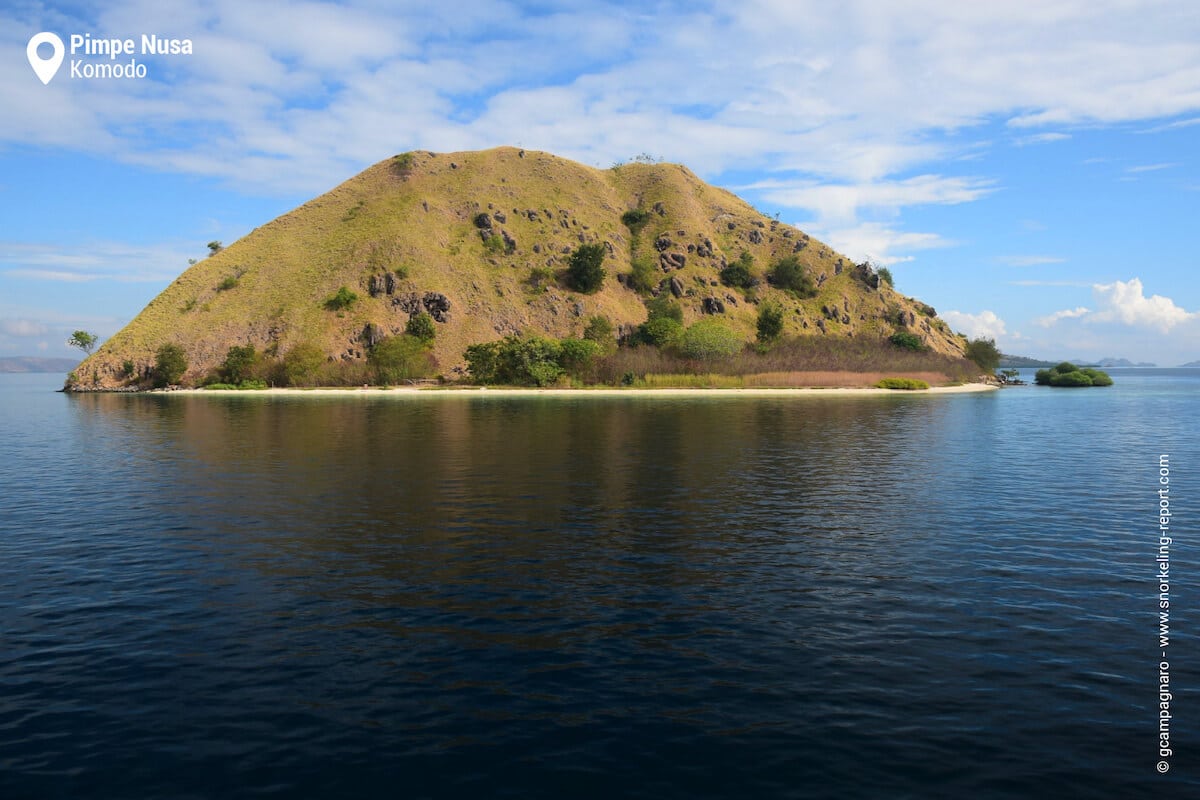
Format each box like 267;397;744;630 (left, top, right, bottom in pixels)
1;371;1197;798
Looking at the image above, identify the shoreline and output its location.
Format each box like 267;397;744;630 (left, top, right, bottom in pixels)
150;383;998;397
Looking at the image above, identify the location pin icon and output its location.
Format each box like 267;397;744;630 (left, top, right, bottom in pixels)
27;32;65;85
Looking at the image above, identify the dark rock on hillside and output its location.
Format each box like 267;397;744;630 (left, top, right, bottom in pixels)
850;262;880;290
362;322;386;347
423;292;452;322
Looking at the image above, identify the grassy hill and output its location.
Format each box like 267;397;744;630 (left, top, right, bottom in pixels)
68;147;970;389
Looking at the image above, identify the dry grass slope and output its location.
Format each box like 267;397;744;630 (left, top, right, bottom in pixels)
72;147;967;388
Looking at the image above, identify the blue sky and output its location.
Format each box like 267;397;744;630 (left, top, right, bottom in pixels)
2;0;1199;364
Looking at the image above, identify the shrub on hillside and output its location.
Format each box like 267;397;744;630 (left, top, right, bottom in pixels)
370;335;435;384
566;243;607;293
889;331;925;351
325;286;358;311
769;255;817;297
757;303;784;344
405;312;436;344
281;342;326;386
964;337;1001;371
621;208;650;232
720;251;757;289
680;320;743;360
583;315;617;353
152;343;187;387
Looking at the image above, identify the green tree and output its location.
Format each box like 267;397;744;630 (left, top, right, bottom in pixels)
465;336;565;386
152;343;187;387
370;335;434;384
558;337;602;378
66;330;99;356
877;266;894;287
640;316;683;348
464;341;501;384
680;320;742;360
325;286;358;311
497;336;564;386
218;344;258;384
281;342;326;386
756;303;785;343
583;315;617;354
621;208;650;233
889;331;925;351
405;312;436;344
964;337;1001;371
770;255;817;297
207;240;223;256
720;251;756;289
566;243;607;293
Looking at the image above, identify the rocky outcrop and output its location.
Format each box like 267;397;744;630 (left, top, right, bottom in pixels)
422;292;452;322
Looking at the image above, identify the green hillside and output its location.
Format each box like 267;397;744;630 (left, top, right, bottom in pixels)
68;147;969;389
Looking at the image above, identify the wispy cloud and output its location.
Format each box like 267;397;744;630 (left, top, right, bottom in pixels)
4;0;1199;206
1014;132;1071;146
1137;117;1200;134
0;241;195;283
750;175;995;224
1034;307;1090;327
997;255;1066;267
1126;163;1180;174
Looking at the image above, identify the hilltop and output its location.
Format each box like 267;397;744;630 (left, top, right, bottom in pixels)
68;147;970;389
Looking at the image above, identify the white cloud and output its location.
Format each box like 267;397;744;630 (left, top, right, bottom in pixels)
803;222;953;266
1034;307;1090;327
942;310;1007;340
1138;117;1200;134
1015;132;1071;146
1089;278;1199;333
1126;163;1180;174
3;0;1198;204
751;175;995;224
1022;280;1198;335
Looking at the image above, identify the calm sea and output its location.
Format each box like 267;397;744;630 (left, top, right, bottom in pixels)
1;369;1196;798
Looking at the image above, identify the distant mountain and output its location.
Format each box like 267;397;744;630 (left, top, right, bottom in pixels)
1096;357;1156;367
0;357;79;374
1180;360;1200;368
998;354;1058;368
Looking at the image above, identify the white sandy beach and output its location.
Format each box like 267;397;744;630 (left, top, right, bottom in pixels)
163;383;997;397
